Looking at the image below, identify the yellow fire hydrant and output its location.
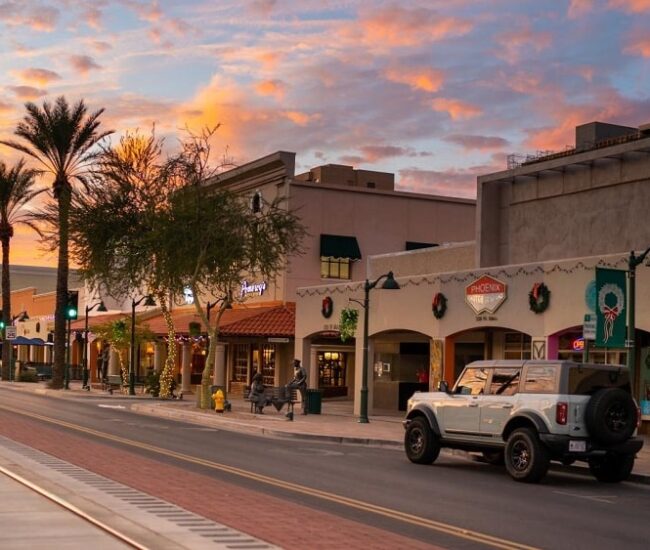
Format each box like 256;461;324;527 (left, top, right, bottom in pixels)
213;388;225;413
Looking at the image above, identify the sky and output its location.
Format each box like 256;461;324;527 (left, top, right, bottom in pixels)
1;0;650;266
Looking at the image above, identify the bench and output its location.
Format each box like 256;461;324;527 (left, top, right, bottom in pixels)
35;364;53;380
102;374;145;394
244;386;299;419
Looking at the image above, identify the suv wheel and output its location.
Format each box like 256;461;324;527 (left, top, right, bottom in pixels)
505;428;549;483
588;453;635;483
585;388;637;445
404;417;440;464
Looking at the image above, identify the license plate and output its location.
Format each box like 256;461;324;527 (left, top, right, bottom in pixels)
569;440;586;452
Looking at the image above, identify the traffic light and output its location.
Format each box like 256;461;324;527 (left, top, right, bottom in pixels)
0;320;5;330
66;291;79;320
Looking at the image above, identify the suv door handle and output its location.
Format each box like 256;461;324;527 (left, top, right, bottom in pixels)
502;404;514;409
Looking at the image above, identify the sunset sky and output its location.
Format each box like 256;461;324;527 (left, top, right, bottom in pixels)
1;0;650;266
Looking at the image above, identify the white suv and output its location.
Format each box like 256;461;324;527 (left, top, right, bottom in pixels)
403;360;643;483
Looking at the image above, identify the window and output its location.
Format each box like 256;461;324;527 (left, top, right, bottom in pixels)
320;257;350;279
523;366;557;393
488;368;521;396
261;344;276;386
504;332;532;360
454;367;488;395
233;344;248;383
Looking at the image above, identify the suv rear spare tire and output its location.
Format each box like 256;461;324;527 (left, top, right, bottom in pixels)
404;417;440;464
585;388;637;445
505;428;549;483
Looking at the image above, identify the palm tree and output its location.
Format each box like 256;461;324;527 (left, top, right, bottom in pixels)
0;159;41;380
0;97;112;388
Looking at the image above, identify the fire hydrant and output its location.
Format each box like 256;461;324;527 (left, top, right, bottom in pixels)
213;388;225;413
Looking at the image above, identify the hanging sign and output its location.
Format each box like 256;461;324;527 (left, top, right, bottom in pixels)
595;268;626;348
465;275;507;314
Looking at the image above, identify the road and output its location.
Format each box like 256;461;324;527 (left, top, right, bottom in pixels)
0;388;649;549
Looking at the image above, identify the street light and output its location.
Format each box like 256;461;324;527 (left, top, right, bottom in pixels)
627;247;650;394
357;271;400;424
82;300;107;389
130;295;156;395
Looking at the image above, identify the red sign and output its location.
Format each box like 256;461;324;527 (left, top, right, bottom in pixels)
465;275;507;314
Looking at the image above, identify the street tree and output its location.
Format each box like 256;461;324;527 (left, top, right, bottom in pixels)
161;130;306;408
0;159;42;379
69;130;181;398
0;97;112;388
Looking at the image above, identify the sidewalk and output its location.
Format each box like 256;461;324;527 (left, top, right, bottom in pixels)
2;380;650;483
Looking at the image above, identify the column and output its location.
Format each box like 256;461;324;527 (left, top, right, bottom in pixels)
181;343;192;393
108;348;120;376
309;345;318;390
153;342;166;373
213;343;226;387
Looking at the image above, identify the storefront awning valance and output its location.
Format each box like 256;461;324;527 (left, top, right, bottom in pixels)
320;234;362;260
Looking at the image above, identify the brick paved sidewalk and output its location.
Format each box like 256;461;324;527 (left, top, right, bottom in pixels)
3;380;649;482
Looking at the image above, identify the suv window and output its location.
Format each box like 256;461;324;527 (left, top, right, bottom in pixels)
488;368;521;395
454;367;488;395
568;366;630;395
523;365;556;393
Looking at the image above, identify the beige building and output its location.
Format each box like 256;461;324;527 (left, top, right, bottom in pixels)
295;121;650;429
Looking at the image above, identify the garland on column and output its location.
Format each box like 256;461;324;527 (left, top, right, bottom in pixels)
529;282;550;314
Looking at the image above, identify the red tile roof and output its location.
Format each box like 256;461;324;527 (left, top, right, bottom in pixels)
73;303;296;338
219;303;295;337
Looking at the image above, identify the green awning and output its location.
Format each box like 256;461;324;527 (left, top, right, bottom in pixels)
320;234;362;260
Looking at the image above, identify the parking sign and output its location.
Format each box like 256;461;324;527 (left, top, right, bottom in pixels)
5;326;17;340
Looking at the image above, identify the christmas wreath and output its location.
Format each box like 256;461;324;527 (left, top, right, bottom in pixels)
339;307;358;342
432;292;447;319
529;282;550;314
321;296;333;318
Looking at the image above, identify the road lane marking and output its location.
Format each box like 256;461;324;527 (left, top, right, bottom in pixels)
98;404;126;409
0;404;538;550
554;490;618;504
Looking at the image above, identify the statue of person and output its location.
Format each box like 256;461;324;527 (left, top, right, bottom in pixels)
286;359;308;414
98;342;110;383
250;371;268;414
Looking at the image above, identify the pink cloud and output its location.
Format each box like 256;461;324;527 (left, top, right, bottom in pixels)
82;7;102;30
384;67;445;92
624;36;650;57
444;134;510;150
283;111;320;126
568;0;594;18
353;5;473;48
88;40;112;53
8;86;47;100
69;55;102;75
431;98;482;119
340;145;426;165
495;24;553;64
24;6;59;32
13;67;61;86
397;166;483;199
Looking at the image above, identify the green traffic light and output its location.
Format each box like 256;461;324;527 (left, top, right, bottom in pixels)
67;308;77;319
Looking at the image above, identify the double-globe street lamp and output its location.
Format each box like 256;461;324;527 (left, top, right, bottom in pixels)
82;300;107;389
130;295;156;395
356;271;400;424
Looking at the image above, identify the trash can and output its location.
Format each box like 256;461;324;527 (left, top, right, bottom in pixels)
306;388;322;414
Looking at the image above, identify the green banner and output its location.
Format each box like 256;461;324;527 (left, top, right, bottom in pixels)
595;268;627;348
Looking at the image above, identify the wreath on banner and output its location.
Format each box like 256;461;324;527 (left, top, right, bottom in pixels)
529;282;550;314
339;307;358;342
432;293;447;319
598;283;624;344
321;296;333;318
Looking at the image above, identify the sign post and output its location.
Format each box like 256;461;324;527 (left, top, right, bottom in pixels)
5;326;16;382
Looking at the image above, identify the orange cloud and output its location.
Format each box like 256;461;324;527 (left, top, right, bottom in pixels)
82;7;102;30
255;79;287;100
495;26;553;64
355;5;472;48
283;111;320;126
254;51;282;70
608;0;650;12
624;37;650;57
384;67;445;92
431;98;482;119
8;86;46;100
12;68;61;86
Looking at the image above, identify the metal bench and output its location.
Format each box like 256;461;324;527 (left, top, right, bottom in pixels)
244;385;298;419
102;374;145;394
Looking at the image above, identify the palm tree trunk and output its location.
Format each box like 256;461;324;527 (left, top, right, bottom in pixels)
52;188;71;389
1;235;11;381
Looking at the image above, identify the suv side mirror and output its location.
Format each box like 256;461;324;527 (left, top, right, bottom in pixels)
438;380;449;393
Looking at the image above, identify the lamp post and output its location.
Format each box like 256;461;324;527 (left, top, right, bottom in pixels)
358;271;400;424
627;247;650;392
82;300;107;389
130;295;156;395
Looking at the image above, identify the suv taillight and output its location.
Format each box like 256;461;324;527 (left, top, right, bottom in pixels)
556;402;568;425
